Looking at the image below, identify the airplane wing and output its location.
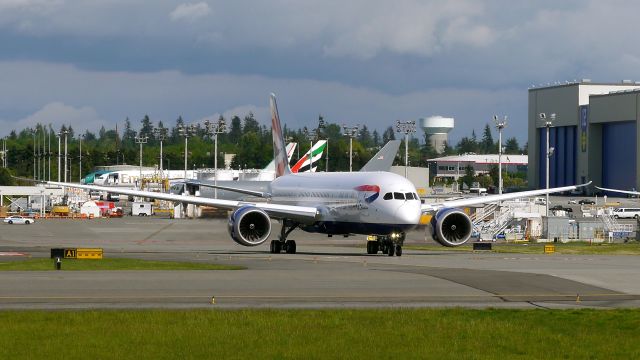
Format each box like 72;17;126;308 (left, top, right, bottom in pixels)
421;182;592;212
47;181;317;222
184;180;270;198
360;140;401;172
595;186;640;196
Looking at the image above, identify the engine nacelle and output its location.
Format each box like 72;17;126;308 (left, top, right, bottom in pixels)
227;206;272;246
431;208;473;247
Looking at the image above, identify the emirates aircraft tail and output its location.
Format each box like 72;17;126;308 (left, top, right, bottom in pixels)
291;140;327;173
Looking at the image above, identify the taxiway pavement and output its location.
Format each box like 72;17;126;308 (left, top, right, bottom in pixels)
0;218;639;309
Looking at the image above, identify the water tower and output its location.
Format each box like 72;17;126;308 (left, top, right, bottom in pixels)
419;116;454;154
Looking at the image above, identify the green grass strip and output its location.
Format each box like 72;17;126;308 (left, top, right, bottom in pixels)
0;258;245;271
0;309;638;359
407;242;640;255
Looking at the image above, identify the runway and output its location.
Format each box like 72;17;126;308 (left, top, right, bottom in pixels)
1;218;639;309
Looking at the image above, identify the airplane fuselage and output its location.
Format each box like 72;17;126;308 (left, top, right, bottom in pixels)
269;171;422;235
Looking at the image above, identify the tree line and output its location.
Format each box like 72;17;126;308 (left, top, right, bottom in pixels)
0;114;526;183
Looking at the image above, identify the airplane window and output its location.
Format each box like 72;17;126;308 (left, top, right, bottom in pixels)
383;192;392;200
405;192;414;199
394;192;405;200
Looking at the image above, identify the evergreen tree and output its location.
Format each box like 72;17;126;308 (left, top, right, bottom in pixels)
228;116;242;143
481;123;494;153
123;118;136;142
372;130;380;147
170;116;185;142
243;112;260;134
382;126;395;143
504;137;521;154
358;124;372;148
139;115;154;139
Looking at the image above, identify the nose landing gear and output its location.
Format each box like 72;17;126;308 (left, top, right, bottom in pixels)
366;233;405;256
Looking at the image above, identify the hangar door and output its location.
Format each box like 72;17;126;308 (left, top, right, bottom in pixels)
538;126;577;188
602;121;636;190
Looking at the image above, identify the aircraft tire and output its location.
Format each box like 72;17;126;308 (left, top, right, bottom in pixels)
285;240;296;254
387;245;395;256
366;242;375;254
395;245;402;257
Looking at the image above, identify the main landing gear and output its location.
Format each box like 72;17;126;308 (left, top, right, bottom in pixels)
366;233;405;256
270;220;299;254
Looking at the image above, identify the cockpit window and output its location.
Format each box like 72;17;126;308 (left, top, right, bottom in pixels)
383;192;392;200
393;192;405;200
405;192;414;200
414;193;419;200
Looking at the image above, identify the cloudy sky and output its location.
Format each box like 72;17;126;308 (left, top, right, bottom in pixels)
0;0;637;143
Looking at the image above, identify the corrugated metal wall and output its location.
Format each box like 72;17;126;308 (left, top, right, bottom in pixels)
538;126;577;188
602;121;637;190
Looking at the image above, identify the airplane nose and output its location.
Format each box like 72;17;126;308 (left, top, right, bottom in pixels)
395;202;421;224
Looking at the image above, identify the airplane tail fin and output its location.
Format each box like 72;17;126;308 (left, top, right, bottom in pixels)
270;93;291;178
291;140;327;173
360;140;401;172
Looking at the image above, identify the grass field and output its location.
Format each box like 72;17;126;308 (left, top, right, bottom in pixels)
407;241;640;255
0;258;245;271
0;309;638;359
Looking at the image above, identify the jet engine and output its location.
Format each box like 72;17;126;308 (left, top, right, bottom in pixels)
430;208;473;247
227;206;272;246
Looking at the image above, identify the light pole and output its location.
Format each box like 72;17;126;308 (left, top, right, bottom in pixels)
178;123;197;180
153;127;168;178
204;117;227;198
2;137;6;168
48;127;51;181
317;115;327;172
493;115;507;195
539;113;555;217
31;129;36;180
302;126;319;172
135;135;148;189
342;124;359;172
396;120;417;178
56;132;61;182
63;130;68;183
78;134;84;183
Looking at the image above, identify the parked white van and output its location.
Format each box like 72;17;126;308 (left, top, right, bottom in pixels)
612;208;640;219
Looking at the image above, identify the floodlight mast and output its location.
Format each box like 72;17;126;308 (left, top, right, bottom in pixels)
539;112;555;217
135;135;148;189
396;120;417;178
204;117;227;198
342;125;359;172
493;115;507;195
153;127;168;179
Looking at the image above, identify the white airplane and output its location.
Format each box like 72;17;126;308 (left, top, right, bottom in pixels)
47;94;589;256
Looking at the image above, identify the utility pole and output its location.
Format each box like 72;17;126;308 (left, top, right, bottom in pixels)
204;117;227;198
178;123;197;180
396;120;417;178
342;125;359;172
539;113;555;217
153;127;168;179
493;115;507;195
135;135;148;189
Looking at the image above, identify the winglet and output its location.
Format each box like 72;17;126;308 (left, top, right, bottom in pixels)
270;93;291;178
